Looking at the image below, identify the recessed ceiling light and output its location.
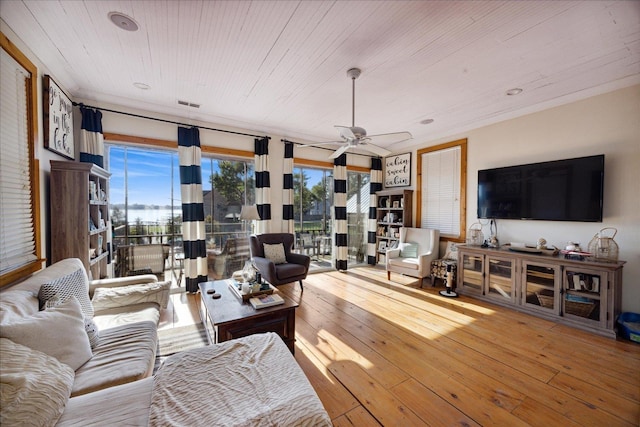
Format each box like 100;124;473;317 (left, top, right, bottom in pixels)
506;88;523;96
108;12;139;32
133;82;150;90
420;118;434;125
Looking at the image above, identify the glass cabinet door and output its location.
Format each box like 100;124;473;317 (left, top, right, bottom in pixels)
522;262;558;313
460;253;483;294
563;269;602;324
485;256;515;302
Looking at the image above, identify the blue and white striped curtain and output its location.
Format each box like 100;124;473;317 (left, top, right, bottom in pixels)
334;154;348;271
368;157;383;264
282;141;294;234
79;106;104;168
254;137;271;234
178;126;207;293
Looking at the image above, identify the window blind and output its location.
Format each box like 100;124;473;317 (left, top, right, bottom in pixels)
0;48;37;274
420;146;460;237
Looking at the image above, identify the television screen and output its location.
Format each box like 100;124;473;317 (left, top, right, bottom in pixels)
477;155;604;222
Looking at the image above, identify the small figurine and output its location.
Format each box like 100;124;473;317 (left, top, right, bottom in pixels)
537;238;547;250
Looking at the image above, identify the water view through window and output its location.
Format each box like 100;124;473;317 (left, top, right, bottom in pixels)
106;144;369;275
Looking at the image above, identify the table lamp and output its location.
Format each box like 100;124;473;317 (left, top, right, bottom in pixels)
240;204;260;235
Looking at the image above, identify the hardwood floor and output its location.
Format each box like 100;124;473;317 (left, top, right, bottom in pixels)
163;267;640;426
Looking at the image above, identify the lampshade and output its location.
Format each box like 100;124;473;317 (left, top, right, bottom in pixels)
240;205;260;221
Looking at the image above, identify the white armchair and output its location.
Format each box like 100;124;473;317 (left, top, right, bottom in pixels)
386;227;439;286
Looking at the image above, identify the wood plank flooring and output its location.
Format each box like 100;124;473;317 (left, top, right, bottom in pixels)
162;266;640;426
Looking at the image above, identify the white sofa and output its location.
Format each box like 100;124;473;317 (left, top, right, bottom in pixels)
0;258;170;400
386;227;440;285
0;259;331;426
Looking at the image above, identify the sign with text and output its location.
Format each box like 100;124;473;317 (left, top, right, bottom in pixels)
385;153;411;187
44;75;74;159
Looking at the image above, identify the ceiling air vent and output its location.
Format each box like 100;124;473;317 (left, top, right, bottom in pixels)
178;100;200;108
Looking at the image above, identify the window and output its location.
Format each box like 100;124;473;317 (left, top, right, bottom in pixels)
0;34;41;285
417;139;467;242
106;143;255;252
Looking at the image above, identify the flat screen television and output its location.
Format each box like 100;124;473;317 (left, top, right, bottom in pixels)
477;154;604;222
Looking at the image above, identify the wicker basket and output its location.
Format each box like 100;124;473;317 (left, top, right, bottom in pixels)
536;290;595;317
536;290;555;309
564;299;596;318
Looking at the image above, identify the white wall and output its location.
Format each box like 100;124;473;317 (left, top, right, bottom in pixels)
411;85;640;313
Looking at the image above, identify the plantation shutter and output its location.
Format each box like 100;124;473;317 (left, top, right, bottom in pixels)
421;146;461;238
0;49;37;274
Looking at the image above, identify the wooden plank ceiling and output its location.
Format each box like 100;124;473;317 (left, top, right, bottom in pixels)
1;1;639;152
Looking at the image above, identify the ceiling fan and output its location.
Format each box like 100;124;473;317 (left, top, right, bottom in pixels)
302;67;412;159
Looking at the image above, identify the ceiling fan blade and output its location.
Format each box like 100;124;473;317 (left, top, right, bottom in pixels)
367;131;413;145
335;125;356;140
360;142;391;157
329;144;350;159
298;141;344;148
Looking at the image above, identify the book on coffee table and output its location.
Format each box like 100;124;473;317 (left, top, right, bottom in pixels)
250;293;285;309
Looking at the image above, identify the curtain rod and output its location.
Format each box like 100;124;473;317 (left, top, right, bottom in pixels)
73;102;270;140
281;138;377;159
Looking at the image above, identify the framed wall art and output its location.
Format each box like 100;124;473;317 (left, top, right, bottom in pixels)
44;75;74;159
384;152;411;187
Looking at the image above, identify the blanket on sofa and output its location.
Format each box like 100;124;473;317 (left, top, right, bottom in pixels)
148;332;331;426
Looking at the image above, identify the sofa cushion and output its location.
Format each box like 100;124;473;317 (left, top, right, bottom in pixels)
91;280;171;312
264;243;287;264
71;321;158;397
389;257;420;270
0;297;93;370
0;338;75;427
92;303;161;330
0;290;39;324
38;266;94;319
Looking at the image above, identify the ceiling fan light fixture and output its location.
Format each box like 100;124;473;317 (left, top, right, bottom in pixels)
506;88;523;96
108;12;139;32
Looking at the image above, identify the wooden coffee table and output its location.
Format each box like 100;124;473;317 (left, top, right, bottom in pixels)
198;280;299;354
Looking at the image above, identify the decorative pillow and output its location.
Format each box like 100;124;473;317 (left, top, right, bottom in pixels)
263;243;287;264
38;267;93;319
0;297;93;370
444;241;460;260
0;290;39;324
400;242;418;258
0;338;75;427
91;280;171;311
44;294;100;349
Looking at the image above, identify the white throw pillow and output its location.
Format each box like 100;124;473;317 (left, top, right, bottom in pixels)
263;243;287;264
38;267;93;319
0;297;92;370
0;338;75;427
443;241;460;260
91;280;171;311
400;242;418;258
44;294;100;349
0;290;39;324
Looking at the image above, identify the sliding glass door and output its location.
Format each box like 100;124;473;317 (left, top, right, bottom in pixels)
346;171;370;266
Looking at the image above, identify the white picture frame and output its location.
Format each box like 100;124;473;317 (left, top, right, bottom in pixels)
385;152;411;187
